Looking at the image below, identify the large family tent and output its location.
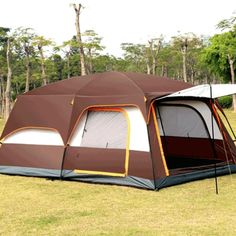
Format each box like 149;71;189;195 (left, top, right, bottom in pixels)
0;71;236;190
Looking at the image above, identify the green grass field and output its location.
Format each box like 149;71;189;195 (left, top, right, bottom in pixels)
220;109;236;140
0;110;236;236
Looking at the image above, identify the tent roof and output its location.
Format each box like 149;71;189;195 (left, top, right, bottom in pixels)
1;72;192;143
26;71;192;99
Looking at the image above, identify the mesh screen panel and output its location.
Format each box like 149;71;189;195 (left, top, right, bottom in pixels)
80;111;128;149
158;106;209;138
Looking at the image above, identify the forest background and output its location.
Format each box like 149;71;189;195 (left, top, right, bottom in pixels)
0;3;236;120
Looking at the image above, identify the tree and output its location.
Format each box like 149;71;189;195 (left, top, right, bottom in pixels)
5;36;13;120
202;32;236;110
147;37;162;75
121;38;163;75
83;30;104;73
157;42;180;78
92;54;123;72
14;27;36;92
60;37;81;78
59;40;73;79
172;34;191;82
121;43;147;73
217;14;236;31
48;54;65;81
172;33;206;83
0;27;11;119
72;3;87;75
33;35;54;86
217;14;236;111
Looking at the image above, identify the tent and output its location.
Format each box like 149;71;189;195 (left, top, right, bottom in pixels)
0;71;236;190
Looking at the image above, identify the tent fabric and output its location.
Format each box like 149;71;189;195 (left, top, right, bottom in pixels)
163;84;236;99
3;129;64;145
0;72;192;143
0;71;236;190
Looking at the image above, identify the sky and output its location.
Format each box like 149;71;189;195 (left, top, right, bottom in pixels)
0;0;235;57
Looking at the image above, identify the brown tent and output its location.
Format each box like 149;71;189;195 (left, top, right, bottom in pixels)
0;71;235;189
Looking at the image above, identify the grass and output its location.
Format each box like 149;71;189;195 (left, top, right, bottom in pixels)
220;109;236;140
0;119;5;134
0;175;236;236
0;110;236;236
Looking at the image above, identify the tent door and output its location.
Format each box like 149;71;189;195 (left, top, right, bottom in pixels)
74;108;130;177
155;103;222;171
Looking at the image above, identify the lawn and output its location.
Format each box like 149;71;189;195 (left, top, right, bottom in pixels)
0;118;5;133
0;110;236;236
220;109;236;140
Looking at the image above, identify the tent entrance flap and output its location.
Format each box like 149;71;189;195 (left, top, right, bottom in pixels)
155;103;225;172
74;108;130;177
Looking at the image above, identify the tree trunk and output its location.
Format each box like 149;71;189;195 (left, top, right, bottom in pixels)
149;40;155;75
66;52;70;79
38;45;47;86
25;56;30;92
5;38;12;120
25;45;30;93
181;39;188;83
15;80;19;95
161;65;164;76
148;39;161;75
0;75;4;118
190;66;194;84
88;48;93;73
165;66;168;77
144;49;151;74
146;64;151;74
228;54;236;112
73;4;87;76
152;57;156;75
161;65;168;77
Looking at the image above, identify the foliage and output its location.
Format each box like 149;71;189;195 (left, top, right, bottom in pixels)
201;30;236;83
121;43;148;72
218;96;233;108
0;12;236;110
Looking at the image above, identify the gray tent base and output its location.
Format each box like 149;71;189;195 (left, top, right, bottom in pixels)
0;165;235;190
156;164;236;190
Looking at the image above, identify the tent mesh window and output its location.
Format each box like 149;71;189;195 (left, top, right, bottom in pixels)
157;105;209;138
156;104;222;171
80;110;128;149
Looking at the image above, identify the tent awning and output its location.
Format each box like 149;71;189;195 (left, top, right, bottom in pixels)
159;84;236;100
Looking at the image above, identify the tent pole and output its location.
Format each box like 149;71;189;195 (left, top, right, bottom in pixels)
156;105;168;158
210;84;219;195
60;144;69;180
147;122;157;190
